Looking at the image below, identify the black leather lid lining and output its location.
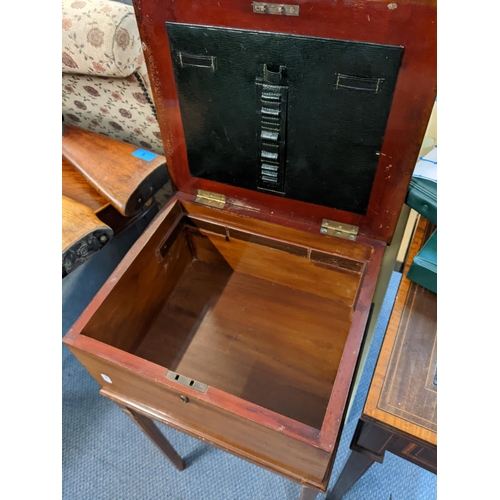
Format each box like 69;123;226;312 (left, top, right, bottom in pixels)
167;23;403;215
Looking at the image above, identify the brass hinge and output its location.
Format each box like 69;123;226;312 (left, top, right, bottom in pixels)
195;189;226;208
320;219;359;241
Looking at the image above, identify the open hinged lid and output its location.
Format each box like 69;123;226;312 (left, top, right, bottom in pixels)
134;0;436;243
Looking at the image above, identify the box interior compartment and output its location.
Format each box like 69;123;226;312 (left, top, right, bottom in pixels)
81;201;365;429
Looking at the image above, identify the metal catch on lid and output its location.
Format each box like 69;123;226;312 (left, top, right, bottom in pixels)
252;2;300;16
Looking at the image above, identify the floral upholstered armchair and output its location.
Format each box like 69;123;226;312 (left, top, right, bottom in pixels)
62;0;164;155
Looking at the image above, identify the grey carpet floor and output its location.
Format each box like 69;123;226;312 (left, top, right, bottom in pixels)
63;269;437;500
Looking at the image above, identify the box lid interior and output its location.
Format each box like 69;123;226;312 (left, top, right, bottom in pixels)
135;0;436;243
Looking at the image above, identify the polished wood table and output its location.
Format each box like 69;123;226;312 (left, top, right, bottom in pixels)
328;215;437;499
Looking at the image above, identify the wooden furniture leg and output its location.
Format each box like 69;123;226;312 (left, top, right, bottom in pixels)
119;405;186;471
326;420;392;499
299;485;319;500
120;401;318;499
326;451;376;499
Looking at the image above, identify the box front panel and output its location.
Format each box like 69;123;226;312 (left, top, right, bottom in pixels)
69;347;332;487
167;23;402;215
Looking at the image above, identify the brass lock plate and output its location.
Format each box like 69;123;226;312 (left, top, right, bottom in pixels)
252;2;300;16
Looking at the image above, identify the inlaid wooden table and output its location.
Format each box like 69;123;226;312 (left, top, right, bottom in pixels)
328;215;437;499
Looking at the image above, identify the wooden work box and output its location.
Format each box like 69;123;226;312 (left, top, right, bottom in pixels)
63;1;436;497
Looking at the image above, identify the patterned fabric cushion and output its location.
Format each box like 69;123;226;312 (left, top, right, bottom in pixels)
62;0;143;78
63;73;164;154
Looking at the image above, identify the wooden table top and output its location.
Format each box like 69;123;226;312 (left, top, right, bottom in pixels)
363;216;437;446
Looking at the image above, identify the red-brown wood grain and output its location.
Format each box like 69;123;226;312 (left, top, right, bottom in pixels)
319;235;384;451
132;0;436;243
64;194;383;451
63;124;169;217
63;193;385;492
101;389;330;490
63;2;436;494
364;216;437;445
62;157;110;213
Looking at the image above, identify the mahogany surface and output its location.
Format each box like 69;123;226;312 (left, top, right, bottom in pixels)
62;124;169;217
62;156;159;247
62;157;109;213
63;194;384;491
79;198;362;429
327;216;437;499
63;2;436;494
363;219;437;443
135;259;352;429
75;351;334;488
132;0;437;243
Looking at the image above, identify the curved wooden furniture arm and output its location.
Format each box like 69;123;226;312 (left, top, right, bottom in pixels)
62;195;114;277
62;157;110;213
63;125;169;217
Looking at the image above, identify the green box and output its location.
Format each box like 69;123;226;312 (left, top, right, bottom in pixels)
407;228;437;294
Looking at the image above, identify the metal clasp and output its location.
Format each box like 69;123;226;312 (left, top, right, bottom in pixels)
166;371;208;393
252;2;299;16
